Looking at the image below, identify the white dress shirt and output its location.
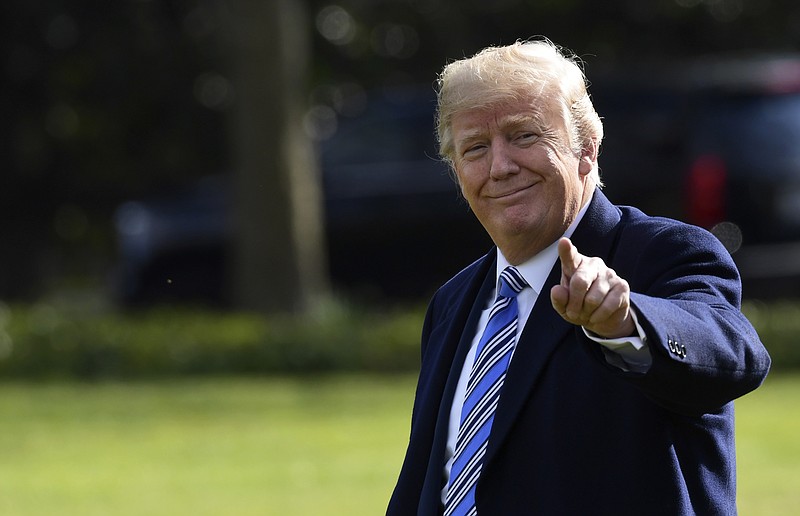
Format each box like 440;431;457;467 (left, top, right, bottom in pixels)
441;196;651;500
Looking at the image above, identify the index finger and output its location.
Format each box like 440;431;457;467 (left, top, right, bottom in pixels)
557;237;581;279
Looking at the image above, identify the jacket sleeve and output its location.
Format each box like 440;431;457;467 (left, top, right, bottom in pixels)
596;220;771;416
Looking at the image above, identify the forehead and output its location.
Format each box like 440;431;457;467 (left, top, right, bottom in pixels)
451;95;563;138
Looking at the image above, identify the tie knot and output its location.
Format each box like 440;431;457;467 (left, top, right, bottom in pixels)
498;266;528;298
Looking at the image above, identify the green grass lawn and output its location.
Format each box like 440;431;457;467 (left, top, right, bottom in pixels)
736;373;800;515
0;375;414;516
0;373;796;515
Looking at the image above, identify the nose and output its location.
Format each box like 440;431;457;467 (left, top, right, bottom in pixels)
489;140;520;179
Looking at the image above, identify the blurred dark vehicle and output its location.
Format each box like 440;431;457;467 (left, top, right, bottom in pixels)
112;88;490;306
591;54;800;299
113;55;800;306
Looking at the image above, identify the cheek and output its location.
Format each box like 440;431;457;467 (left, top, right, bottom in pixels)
455;165;481;197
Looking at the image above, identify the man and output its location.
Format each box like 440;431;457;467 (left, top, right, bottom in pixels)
387;39;771;515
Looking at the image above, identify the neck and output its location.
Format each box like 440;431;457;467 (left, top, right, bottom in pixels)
499;237;555;265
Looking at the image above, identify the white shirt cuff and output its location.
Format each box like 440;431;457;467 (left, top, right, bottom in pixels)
582;309;652;373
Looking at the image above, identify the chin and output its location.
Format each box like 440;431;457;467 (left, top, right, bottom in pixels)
491;217;541;242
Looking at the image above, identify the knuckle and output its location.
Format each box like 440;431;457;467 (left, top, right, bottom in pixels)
571;271;593;289
584;290;604;307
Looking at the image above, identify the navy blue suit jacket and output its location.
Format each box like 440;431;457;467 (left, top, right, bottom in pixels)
387;190;771;515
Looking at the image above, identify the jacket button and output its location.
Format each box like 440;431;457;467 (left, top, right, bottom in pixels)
668;338;686;358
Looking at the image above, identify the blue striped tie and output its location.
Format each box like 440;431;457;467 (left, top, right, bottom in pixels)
444;266;528;516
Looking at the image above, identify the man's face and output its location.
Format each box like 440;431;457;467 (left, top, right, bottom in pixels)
451;93;594;264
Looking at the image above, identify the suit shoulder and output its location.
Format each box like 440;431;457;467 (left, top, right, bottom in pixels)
612;205;742;302
616;205;728;254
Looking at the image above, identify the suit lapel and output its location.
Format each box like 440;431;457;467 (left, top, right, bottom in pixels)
482;260;570;467
416;252;497;513
482;190;623;467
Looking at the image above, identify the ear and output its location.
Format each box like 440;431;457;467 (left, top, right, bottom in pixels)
578;137;599;178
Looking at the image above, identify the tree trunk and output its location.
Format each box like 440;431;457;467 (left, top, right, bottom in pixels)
223;0;328;315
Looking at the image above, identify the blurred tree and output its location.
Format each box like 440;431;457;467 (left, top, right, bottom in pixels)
222;0;328;315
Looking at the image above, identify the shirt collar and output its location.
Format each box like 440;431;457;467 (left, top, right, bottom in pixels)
496;189;594;296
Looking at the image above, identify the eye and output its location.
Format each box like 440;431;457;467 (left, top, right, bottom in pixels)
514;131;538;144
461;143;487;159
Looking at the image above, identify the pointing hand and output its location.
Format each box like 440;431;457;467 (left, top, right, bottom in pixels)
550;238;635;339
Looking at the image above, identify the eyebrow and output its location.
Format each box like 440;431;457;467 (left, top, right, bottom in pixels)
455;112;545;146
500;112;545;130
454;128;485;148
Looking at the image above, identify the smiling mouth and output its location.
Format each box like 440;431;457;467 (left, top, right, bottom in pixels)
492;184;535;199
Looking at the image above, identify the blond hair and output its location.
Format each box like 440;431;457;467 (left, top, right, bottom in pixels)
436;38;604;186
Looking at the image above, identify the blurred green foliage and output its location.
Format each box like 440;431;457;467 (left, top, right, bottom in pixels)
0;301;422;379
742;301;800;373
0;300;796;379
